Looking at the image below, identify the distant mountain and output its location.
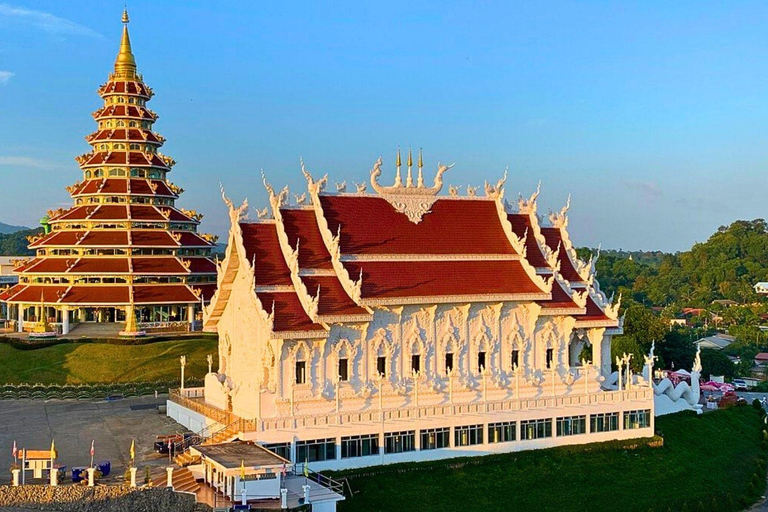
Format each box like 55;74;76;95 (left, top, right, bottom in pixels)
0;222;30;234
0;227;42;256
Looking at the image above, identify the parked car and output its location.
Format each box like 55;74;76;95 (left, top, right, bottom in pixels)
154;433;192;455
732;379;748;391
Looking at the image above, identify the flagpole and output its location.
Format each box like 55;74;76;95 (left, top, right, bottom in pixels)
21;449;25;486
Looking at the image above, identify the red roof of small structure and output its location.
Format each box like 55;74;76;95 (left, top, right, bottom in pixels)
281;209;334;270
257;291;325;333
755;353;768;361
540;227;584;283
240;223;292;287
133;285;197;304
507;213;550;268
300;275;368;317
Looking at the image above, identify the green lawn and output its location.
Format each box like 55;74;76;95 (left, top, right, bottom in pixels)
0;337;218;384
334;406;767;512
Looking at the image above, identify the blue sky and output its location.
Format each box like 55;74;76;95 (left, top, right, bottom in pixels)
1;1;768;252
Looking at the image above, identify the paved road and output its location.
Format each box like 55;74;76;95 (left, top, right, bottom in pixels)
0;396;189;485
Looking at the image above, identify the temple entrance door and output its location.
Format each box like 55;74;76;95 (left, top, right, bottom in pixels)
104;307;115;323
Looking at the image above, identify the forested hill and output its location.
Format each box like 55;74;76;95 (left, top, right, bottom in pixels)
578;219;768;308
0;228;41;256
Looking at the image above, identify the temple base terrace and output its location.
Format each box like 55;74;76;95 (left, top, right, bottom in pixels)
168;386;654;472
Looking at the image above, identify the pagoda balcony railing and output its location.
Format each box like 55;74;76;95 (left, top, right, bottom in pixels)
169;385;653;434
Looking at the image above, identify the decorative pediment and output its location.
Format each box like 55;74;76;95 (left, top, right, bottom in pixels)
369;152;453;224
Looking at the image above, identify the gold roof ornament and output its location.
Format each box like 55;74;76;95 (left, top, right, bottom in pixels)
406;147;414;187
394;147;402;187
115;9;137;78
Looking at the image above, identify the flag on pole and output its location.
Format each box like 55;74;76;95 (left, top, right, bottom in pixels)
129;439;135;464
90;440;95;467
50;439;56;460
12;440;17;460
303;457;309;477
281;462;286;478
240;459;245;480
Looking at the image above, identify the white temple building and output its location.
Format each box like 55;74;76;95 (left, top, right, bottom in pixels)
168;153;655;471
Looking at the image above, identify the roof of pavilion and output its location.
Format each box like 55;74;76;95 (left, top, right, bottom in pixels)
46;204;197;224
68;179;177;198
205;161;621;336
1;282;215;306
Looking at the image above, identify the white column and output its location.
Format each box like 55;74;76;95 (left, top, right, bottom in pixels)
187;304;195;330
62;307;70;335
280;488;288;509
87;467;95;487
50;467;58;487
17;305;23;332
129;467;137;488
11;469;20;486
303;484;311;504
166;466;174;488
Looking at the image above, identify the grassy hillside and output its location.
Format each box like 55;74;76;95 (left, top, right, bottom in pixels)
334;406;766;512
0;337;217;384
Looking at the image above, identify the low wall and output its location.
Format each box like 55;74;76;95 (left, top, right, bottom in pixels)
0;485;210;512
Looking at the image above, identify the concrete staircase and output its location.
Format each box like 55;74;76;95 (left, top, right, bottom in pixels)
67;322;123;338
171;467;201;494
173;421;239;467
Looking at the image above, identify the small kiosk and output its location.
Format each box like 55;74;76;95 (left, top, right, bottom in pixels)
21;449;54;479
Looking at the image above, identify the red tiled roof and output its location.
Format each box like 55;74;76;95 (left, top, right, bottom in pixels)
537;281;578;310
99;80;151;97
342;260;544;300
58;206;97;221
575;296;614;324
130;205;165;221
89;205;128;220
93;105;155;120
131;231;177;246
300;275;368;317
70;258;130;274
77;231;129;246
132;257;186;274
755;353;768;361
99;179;129;194
192;283;217;300
257;291;325;333
540;227;584;283
176;232;214;247
240;223;291;287
5;285;69;303
507;214;550;269
0;284;24;301
319;196;517;256
133;285;197;304
61;286;130;304
281;209;333;270
89;129;160;144
186;258;217;273
163;208;194;222
23;259;73;273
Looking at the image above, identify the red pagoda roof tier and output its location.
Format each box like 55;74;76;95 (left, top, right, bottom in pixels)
175;232;216;247
320;196;518;256
240;223;292;287
0;284;23;302
186;258;217;273
257;291;326;334
342;260;547;302
132;257;186;274
130;231;177;246
70;179;176;198
300;275;368;317
92;105;156;121
98;80;152;98
507;213;550;269
540;227;584;284
280;208;334;270
28;231;80;247
49;205;196;224
80;151;169;169
23;258;73;273
70;258;130;274
88;128;161;144
77;231;129;246
191;284;217;301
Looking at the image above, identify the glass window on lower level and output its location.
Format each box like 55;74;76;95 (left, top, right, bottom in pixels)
520;419;552;440
420;427;450;450
296;438;336;462
262;442;290;460
455;424;483;447
341;434;379;458
384;431;416;454
488;421;516;443
590;412;619;433
556;415;587;436
623;409;651;429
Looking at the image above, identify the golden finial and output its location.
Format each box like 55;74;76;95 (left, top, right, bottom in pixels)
406;147;413;187
115;8;137;77
407;147;413;168
394;147;402;187
396;147;402;168
417;148;424;187
418;148;423;169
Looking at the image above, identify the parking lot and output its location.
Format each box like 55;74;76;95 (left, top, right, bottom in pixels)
0;396;189;485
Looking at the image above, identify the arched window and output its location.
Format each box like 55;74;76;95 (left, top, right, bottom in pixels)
116;121;125;127
85;171;92;178
130;144;140;150
129;121;137;127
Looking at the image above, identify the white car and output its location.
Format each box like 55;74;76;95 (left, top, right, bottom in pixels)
732;379;748;391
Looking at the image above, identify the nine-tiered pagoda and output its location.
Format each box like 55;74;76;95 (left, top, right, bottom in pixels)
0;11;217;335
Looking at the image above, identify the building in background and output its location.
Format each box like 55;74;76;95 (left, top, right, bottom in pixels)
0;12;217;335
168;155;655;471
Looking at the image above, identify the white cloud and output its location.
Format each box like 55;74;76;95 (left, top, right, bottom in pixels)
623;180;663;202
0;156;54;169
0;4;102;38
0;70;12;84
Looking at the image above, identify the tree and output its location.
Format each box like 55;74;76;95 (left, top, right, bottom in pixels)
699;348;736;379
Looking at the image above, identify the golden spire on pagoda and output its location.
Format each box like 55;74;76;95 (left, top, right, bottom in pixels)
417;148;424;187
406;147;414;187
114;9;137;78
394;147;402;187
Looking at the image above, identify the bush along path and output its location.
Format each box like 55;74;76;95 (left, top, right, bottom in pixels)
332;404;767;512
